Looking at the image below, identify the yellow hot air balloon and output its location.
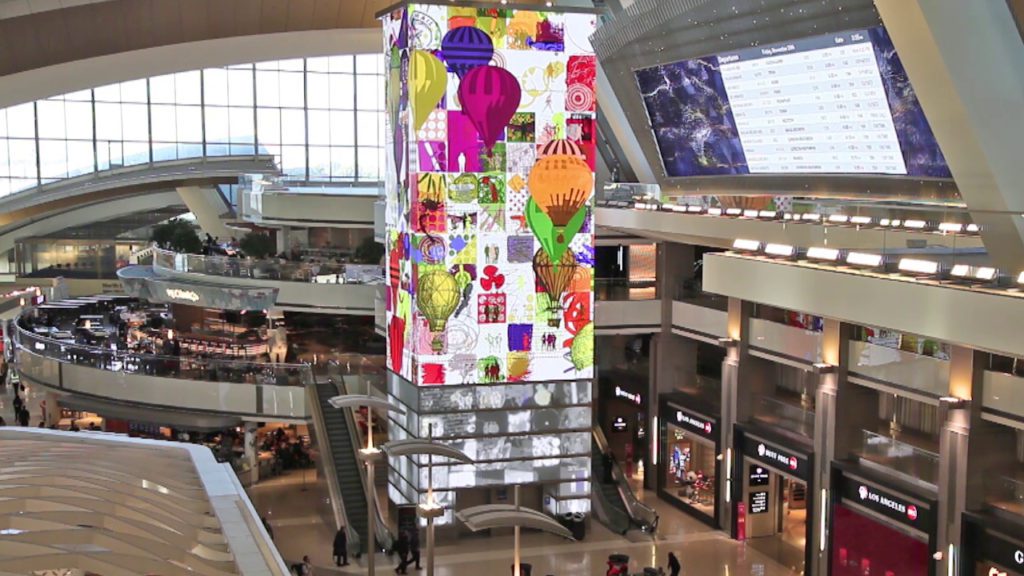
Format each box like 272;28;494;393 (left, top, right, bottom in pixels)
527;154;592;227
412;49;448;133
417;269;460;352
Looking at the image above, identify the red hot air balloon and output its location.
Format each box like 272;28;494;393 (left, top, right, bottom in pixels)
458;65;521;153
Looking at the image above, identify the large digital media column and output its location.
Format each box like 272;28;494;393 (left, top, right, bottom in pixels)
381;3;598;524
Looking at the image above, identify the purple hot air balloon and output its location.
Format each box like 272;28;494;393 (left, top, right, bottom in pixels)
458;65;521;153
441;26;494;79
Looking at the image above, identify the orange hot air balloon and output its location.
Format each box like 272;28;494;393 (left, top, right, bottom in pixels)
527;153;592;232
533;248;578;325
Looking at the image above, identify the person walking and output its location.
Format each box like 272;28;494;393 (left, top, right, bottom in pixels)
17;407;29;427
409;528;421;570
667;552;680;576
333;526;349;567
394;529;410;574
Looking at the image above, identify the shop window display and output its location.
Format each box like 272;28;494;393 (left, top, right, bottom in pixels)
665;424;716;517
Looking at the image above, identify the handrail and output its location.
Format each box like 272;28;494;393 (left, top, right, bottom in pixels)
153;247;383;285
593;426;659;533
14;319;308;386
329;361;394;554
304;370;360;557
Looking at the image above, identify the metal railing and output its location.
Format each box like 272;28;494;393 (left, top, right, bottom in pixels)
753;396;816;439
593;426;659;533
153;247;383;285
858;429;939;488
15;322;308;386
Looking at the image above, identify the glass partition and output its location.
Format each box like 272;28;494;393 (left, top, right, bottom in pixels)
153;248;383;285
857;429;939;488
15;322;310;386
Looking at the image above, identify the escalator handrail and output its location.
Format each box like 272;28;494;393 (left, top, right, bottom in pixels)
305;371;361;555
593;426;659;533
329;361;395;554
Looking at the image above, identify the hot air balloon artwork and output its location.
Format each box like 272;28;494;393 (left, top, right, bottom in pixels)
533;248;578;327
417;269;461;353
382;5;596;385
458;65;521;153
412;49;448;133
440;26;494;79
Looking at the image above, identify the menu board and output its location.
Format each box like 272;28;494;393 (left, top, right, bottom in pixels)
635;27;951;179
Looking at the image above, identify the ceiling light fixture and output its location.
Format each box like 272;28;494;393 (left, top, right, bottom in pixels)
879;218;891;226
801;213;821;222
686;205;704;213
708;207;723;216
850;216;872;225
758;210;778;218
938;223;964;234
732;239;761;251
827;214;850;223
764;243;795;257
846;252;883;267
743;209;759;218
950;264;970;278
975;267;998;281
898;258;939;275
726;208;743;216
903;219;928;229
806;247;840;261
966;223;980;233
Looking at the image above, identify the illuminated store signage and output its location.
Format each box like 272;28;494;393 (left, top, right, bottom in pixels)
614;386;642;405
741;434;808;480
611;416;628;433
749;465;769;487
670;404;715;440
165;288;200;303
837;472;932;531
978;527;1024;575
749;490;769;515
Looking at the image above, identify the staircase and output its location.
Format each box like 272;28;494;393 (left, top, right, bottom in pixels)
312;378;370;554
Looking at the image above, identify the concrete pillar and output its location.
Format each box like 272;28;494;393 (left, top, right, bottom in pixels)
244;421;260;486
810;319;843;576
718;297;749;531
177;185;234;240
43;391;59;427
275;226;290;254
935;346;983;576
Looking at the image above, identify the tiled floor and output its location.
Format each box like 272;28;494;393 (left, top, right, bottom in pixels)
251;469;801;576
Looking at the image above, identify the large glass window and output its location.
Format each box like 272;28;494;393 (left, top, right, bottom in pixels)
0;54;384;198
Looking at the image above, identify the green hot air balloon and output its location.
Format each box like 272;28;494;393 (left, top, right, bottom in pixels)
525;198;587;263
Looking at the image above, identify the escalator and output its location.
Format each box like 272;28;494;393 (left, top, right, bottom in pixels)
312;377;370;554
591;427;659;536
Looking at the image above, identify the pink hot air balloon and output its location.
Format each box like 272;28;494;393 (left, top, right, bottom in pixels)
457;65;521;153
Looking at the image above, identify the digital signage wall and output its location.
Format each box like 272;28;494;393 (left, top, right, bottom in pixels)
635;27;951;179
384;5;597;386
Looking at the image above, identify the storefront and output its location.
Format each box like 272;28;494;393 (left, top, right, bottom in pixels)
733;425;814;574
963;514;1024;576
830;463;937;576
659;396;720;526
599;376;648;464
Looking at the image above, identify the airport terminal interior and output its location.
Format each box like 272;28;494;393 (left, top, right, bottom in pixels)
0;0;1023;575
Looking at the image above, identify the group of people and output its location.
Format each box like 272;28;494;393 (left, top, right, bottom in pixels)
294;525;420;575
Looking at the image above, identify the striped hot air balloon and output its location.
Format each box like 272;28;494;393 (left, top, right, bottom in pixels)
458;65;522;152
538;138;584;159
441;26;494;79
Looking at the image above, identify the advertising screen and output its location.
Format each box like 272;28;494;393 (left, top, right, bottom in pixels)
384;5;597;386
635;27;951;179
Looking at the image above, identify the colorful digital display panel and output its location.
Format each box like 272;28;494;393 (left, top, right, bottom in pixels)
383;5;597;386
635;27;951;179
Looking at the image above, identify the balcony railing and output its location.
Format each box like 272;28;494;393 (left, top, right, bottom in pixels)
153;247;383;285
594;278;657;301
15;323;309;387
857;429;939;488
753;395;815;438
986;474;1024;518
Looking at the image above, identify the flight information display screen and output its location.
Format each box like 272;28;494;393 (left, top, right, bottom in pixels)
635;27;951;178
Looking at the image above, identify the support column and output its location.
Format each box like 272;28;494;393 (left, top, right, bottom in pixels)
810;319;844;576
719;297;749;532
177;185;234;240
244;421;259;486
936;346;982;576
43;391;60;427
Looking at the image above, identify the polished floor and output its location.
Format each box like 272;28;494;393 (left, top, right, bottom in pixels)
251;469;801;576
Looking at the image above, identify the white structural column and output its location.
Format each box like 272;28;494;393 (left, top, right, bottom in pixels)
811;319;842;576
244;421;259;486
874;0;1024;270
595;61;658;184
176;185;235;240
718;297;748;532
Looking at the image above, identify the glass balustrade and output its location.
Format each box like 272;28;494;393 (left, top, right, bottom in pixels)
594;278;657;301
153;248;383;285
15;323;310;386
753;395;816;438
857;429;940;487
